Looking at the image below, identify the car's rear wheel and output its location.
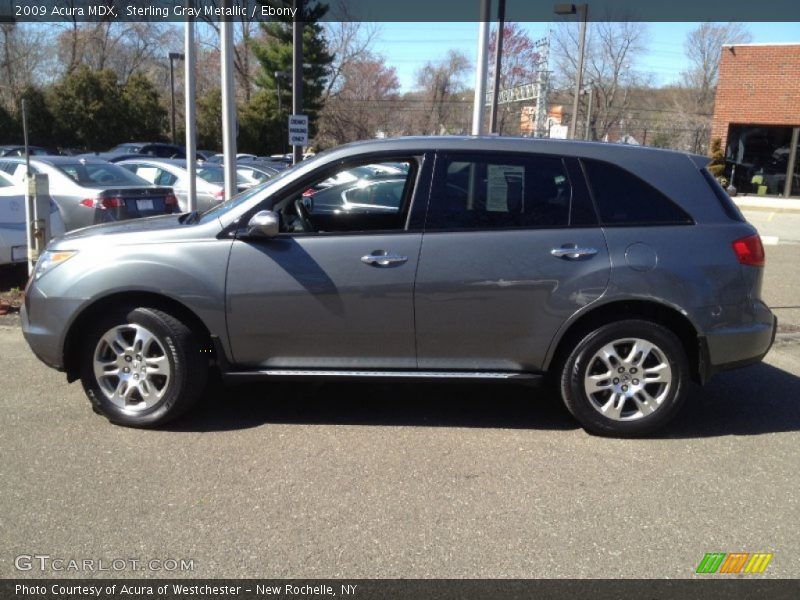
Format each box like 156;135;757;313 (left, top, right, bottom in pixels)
80;307;207;427
560;319;689;437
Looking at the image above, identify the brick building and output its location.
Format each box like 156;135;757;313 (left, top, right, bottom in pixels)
711;43;800;197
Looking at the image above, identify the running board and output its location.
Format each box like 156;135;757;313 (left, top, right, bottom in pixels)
223;369;543;384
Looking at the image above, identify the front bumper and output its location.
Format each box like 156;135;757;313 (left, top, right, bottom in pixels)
21;287;82;372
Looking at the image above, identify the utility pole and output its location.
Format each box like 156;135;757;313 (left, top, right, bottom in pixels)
292;0;303;165
554;3;588;140
220;1;237;200
488;0;505;134
471;0;491;136
184;12;197;211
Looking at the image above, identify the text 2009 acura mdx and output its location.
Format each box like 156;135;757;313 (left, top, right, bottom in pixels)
22;137;776;436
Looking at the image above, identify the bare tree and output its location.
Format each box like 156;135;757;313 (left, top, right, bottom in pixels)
414;50;472;135
316;54;399;146
553;20;649;141
323;16;380;101
682;22;751;112
487;23;543;135
0;23;50;111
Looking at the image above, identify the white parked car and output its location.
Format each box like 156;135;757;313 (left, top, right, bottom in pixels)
0;171;65;266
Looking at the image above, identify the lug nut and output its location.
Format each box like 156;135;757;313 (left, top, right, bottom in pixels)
136;355;142;361
633;379;639;385
134;374;139;380
613;378;619;384
622;385;628;391
618;367;625;373
125;355;132;362
630;367;638;374
123;367;130;373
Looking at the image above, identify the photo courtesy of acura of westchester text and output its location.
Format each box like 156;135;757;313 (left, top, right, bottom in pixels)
1;0;799;597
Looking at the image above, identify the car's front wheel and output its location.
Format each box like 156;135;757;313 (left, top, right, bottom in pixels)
80;307;207;427
560;319;689;437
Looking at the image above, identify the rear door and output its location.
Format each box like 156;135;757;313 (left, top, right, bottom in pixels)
414;152;611;372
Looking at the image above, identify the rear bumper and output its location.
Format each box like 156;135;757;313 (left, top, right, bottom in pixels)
699;303;777;383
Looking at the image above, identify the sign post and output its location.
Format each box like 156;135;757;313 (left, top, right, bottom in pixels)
288;114;308;151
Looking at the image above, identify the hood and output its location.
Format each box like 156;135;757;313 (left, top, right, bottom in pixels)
59;214;186;241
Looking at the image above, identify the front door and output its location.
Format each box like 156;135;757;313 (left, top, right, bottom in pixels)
225;156;427;369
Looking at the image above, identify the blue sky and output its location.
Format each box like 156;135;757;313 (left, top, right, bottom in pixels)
371;22;800;92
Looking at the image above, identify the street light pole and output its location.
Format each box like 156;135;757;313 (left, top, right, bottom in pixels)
168;52;185;145
275;71;289;156
584;82;593;140
488;0;505;134
471;0;491;136
554;3;588;140
184;17;197;212
292;0;304;165
220;3;237;200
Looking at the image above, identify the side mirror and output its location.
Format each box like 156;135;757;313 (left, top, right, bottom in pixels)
244;210;280;238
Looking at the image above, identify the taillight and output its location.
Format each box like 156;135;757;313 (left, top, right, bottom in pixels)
80;197;122;209
165;193;178;206
214;190;225;201
732;234;765;267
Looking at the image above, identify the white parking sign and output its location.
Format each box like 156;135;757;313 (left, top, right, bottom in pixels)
288;115;308;146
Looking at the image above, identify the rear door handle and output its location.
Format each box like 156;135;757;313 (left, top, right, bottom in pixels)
550;246;598;259
361;252;408;267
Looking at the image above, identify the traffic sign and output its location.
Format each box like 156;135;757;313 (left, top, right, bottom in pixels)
288;114;308;146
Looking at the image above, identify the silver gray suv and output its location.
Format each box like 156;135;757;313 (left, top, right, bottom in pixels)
21;137;776;436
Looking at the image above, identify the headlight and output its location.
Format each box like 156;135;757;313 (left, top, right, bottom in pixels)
34;250;78;280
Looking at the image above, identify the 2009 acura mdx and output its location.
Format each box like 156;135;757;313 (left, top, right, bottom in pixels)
21;137;776;436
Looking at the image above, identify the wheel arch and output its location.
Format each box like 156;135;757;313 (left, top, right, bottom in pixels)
63;291;216;383
545;299;704;384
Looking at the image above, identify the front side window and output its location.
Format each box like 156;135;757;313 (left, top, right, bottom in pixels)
426;154;572;231
582;159;692;226
271;158;417;234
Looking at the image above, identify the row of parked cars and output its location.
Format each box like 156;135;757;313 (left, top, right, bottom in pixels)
0;143;300;264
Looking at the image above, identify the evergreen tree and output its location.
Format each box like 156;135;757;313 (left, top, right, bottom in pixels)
708;138;726;178
246;1;333;153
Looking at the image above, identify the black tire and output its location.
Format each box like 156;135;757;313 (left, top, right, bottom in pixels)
560;319;689;437
79;307;207;427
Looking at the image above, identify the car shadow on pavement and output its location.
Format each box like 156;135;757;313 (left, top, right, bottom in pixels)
664;361;800;438
166;362;800;437
167;379;580;433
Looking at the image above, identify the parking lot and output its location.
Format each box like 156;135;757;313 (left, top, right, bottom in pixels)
1;210;799;579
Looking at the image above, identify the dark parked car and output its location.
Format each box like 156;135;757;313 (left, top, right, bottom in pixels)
0;145;52;157
82;143;187;163
0;157;178;231
21;137;775;436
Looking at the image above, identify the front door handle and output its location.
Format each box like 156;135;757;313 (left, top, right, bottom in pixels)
361;251;408;267
550;246;598;259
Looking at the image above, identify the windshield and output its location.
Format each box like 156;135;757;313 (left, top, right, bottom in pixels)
56;162;153;187
110;144;144;154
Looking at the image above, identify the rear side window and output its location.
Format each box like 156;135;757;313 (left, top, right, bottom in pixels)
700;168;745;222
582;159;692;226
427;154;572;230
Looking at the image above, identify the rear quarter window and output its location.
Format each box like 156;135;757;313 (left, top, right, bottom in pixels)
582;159;693;226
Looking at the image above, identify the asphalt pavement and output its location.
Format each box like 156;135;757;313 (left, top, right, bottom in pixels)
0;210;798;580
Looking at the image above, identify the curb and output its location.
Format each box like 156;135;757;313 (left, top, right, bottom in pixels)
734;197;800;213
